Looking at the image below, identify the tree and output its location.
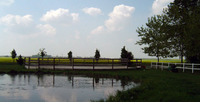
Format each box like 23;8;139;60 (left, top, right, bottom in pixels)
68;51;72;61
11;49;17;62
16;55;24;66
166;0;200;63
94;49;100;61
38;48;47;58
136;15;172;62
120;46;134;60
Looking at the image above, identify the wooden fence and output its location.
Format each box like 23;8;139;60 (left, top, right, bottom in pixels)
151;62;200;73
24;57;142;70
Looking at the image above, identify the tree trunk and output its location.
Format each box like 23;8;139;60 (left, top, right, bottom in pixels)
157;57;159;63
181;55;183;63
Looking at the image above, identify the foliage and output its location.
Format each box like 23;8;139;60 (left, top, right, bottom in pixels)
68;51;73;61
38;48;47;58
136;15;171;62
10;49;17;62
16;55;24;66
121;46;134;60
137;0;200;63
166;0;200;63
94;49;101;61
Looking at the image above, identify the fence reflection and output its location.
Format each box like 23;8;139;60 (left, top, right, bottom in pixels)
14;74;133;90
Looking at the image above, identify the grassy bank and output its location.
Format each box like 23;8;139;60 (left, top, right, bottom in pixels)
0;57;199;102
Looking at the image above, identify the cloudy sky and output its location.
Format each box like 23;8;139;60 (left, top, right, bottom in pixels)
0;0;173;58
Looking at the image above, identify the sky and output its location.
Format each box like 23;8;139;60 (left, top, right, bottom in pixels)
0;0;174;58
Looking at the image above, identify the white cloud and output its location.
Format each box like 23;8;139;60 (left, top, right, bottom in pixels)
0;14;35;34
40;8;79;26
91;26;105;35
0;0;14;6
105;4;135;31
82;7;102;16
0;14;33;26
37;24;56;36
91;4;135;35
152;0;173;15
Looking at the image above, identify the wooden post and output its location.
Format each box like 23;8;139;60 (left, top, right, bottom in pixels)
38;58;40;69
28;57;30;69
183;63;185;72
53;58;55;70
72;58;74;70
112;59;114;70
93;59;95;70
162;62;163;70
127;59;129;69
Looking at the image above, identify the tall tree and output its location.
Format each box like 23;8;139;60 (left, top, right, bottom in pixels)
120;46;134;60
166;0;200;63
38;48;47;58
68;51;72;61
121;46;128;59
11;49;17;63
94;49;100;62
136;15;171;62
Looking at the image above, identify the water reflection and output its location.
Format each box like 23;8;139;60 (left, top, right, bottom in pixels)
0;74;139;102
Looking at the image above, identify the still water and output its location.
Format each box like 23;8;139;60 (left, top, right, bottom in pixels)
0;74;139;102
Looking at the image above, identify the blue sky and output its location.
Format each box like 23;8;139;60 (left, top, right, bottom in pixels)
0;0;173;58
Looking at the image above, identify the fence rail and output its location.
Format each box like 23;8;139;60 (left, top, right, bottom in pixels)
151;62;200;73
24;57;142;70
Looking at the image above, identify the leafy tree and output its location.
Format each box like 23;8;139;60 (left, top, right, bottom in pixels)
94;49;100;61
38;48;47;58
16;55;24;66
120;46;134;60
11;49;17;62
121;46;128;59
68;51;72;61
166;0;200;63
136;15;171;62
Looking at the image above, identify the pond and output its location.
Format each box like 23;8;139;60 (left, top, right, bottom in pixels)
0;74;139;102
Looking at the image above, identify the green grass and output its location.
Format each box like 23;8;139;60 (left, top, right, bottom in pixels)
142;58;184;63
91;70;200;102
0;57;15;63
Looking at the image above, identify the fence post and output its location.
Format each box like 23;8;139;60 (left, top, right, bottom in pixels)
112;59;114;70
38;58;40;69
93;59;95;70
28;57;30;69
72;58;74;70
183;63;185;72
127;59;129;69
162;62;163;70
192;63;194;73
168;63;170;68
53;58;55;70
151;62;152;68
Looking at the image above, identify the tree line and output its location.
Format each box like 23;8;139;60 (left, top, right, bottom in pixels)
136;0;200;63
10;46;134;65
